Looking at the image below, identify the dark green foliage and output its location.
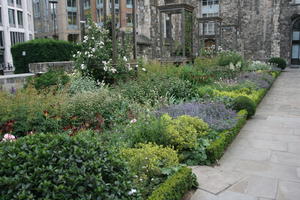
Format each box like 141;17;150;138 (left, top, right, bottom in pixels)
27;70;70;90
0;132;139;200
217;51;244;67
116;74;194;106
268;57;287;70
11;39;80;73
180;66;214;85
206;110;247;164
232;96;256;118
147;167;197;200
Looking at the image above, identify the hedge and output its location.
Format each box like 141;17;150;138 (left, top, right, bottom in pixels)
11;39;80;74
148;167;197;200
0;132;137;200
206;110;248;163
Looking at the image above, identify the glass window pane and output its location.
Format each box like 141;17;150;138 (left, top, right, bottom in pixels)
292;45;300;59
293;31;300;41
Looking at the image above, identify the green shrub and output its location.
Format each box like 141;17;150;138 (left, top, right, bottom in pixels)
67;75;99;95
27;70;70;91
163;114;209;151
11;39;80;74
148;167;198;200
198;85;214;98
61;88;141;129
180;66;214;85
121;143;179;198
206;110;247;163
217;51;244;67
232;96;256;118
0;132;139;200
0;88;66;137
268;57;287;70
116;74;194;106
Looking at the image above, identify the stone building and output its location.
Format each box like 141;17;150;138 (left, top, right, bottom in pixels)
0;0;34;73
135;0;300;65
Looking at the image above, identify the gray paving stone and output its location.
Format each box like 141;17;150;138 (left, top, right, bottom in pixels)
270;151;300;167
276;181;300;200
192;166;245;194
228;175;278;199
217;191;258;200
189;189;217;200
288;142;300;155
225;146;271;162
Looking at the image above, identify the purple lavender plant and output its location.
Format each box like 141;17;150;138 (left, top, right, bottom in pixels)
156;102;238;131
237;72;274;89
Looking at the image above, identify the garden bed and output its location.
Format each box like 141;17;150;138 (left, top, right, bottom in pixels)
0;45;283;199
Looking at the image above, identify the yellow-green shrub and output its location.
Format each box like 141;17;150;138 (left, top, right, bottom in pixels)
162;114;209;151
121;143;179;198
121;143;179;181
213;88;266;104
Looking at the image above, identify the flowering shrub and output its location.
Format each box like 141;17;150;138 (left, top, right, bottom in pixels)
157;102;238;131
73;18;134;84
0;132;140;200
1;134;16;142
67;73;102;95
121;143;179;198
237;72;274;89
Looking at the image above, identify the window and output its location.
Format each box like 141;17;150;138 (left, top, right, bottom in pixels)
16;0;22;7
0;7;2;25
295;0;300;4
10;32;25;46
67;0;76;7
33;1;40;18
84;0;90;9
68;12;77;26
17;11;23;27
126;13;132;26
8;0;14;6
0;31;4;47
126;0;132;8
8;9;15;26
203;22;216;35
202;0;219;6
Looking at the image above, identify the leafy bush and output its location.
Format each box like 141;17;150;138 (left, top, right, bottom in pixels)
0;132;139;200
179;66;214;85
157;102;238;131
148;167;197;200
268;57;287;70
67;74;100;95
232;96;256;118
61;88;141;130
27;70;70;90
11;39;79;73
217;51;244;67
0;88;66;137
121;143;179;198
162;115;209;151
198;86;214;98
206;110;247;163
116;74;194;106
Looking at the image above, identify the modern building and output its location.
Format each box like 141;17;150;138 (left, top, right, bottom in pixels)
33;0;82;42
33;0;135;42
0;0;34;72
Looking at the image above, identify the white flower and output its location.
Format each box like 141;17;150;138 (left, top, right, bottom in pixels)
91;48;96;52
110;68;117;73
142;68;146;72
84;36;88;40
80;64;86;70
229;63;235;70
128;189;137;195
2;134;16;142
123;56;128;62
130;119;137;123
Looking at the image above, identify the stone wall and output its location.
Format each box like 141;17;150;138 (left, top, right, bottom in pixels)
29;61;74;74
0;74;34;92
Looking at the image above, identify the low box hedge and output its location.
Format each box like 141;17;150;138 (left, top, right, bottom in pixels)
206;110;248;163
147;167;197;200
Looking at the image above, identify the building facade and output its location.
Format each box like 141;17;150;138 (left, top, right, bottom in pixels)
33;0;82;42
0;0;34;71
135;0;300;65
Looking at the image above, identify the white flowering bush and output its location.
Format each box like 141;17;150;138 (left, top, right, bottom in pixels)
73;18;134;84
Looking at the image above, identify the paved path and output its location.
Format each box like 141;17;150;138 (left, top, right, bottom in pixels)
189;68;300;200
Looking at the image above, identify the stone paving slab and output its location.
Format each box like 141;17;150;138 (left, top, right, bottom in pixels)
189;69;300;200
